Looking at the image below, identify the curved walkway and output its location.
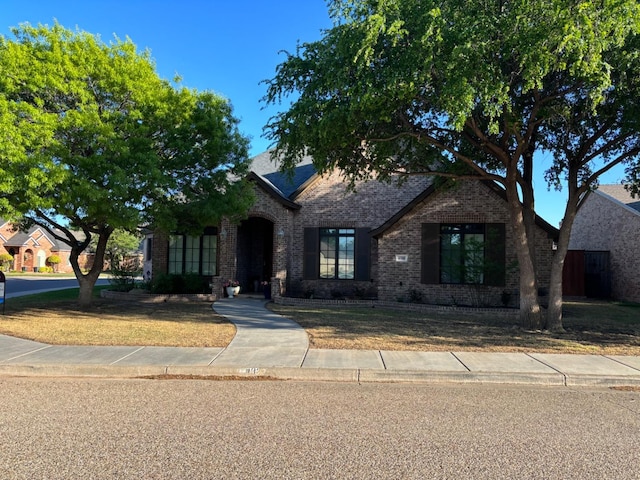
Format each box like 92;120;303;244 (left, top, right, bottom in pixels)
211;297;309;367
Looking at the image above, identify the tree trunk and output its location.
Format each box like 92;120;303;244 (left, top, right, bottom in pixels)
70;229;112;307
545;187;580;332
506;180;542;330
76;273;98;307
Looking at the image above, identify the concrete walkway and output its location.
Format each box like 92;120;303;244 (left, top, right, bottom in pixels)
1;297;640;387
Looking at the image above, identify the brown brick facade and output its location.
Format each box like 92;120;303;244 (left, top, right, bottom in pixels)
148;167;557;307
375;181;555;307
287;171;431;299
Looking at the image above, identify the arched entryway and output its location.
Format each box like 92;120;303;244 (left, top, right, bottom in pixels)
236;217;274;293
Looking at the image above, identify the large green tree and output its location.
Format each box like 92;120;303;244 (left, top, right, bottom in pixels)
264;0;640;330
0;23;253;305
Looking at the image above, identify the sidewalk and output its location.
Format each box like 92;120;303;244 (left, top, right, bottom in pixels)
1;297;640;387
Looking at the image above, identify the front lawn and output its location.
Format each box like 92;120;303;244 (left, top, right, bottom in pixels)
2;289;638;354
0;288;235;347
268;300;640;355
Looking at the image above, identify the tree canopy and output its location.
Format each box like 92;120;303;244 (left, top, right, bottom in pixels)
264;0;640;330
0;22;253;304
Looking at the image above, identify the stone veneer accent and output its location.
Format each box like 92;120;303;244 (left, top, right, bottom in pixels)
569;191;640;303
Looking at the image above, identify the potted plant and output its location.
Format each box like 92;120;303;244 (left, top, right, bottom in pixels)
223;279;240;298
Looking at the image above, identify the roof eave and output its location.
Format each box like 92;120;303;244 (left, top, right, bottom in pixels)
372;180;560;241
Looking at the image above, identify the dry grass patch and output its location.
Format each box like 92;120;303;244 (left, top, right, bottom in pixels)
268;300;640;355
0;292;235;347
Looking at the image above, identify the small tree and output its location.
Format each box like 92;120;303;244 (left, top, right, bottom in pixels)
0;23;253;306
0;253;13;272
46;254;61;272
91;229;142;271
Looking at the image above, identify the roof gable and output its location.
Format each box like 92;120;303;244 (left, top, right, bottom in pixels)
372;180;559;240
595;184;640;216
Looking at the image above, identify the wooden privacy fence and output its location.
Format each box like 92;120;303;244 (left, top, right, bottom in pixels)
563;250;611;298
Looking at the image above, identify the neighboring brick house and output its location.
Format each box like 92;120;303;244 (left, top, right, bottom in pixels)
147;151;559;307
0;219;96;273
0;220;71;272
568;184;640;303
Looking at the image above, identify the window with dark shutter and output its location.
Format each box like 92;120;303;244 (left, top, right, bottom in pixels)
355;228;371;281
484;223;506;286
421;223;506;286
421;223;440;284
304;227;370;280
303;228;319;280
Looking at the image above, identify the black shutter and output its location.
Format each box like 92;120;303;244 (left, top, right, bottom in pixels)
485;223;506;286
421;223;440;284
355;228;371;281
303;228;319;280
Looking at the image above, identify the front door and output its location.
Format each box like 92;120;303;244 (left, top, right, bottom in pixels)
236;217;274;293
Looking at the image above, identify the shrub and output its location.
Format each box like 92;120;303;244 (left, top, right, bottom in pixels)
183;273;209;294
46;254;62;273
47;255;61;265
109;259;142;292
0;253;13;271
150;273;208;294
408;289;423;304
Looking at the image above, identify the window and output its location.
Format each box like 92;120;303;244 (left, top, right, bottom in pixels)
319;228;355;279
421;223;505;286
440;224;485;284
303;228;371;281
168;231;218;276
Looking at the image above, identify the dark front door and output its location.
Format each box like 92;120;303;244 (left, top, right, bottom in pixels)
236;217;274;293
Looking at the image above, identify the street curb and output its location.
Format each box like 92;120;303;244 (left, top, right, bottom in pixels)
564;374;640;387
0;364;167;378
2;364;640;387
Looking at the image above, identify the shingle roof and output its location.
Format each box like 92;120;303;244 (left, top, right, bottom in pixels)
596;184;640;214
249;150;316;200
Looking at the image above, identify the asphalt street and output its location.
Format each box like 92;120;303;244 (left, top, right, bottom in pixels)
3;275;110;298
1;378;639;479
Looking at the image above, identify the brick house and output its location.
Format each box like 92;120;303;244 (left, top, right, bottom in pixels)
146;151;559;306
568;184;640;303
0;220;71;272
0;219;96;273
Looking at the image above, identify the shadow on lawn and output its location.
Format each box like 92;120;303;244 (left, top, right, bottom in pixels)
269;300;640;354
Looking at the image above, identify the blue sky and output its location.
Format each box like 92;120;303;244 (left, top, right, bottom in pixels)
1;1;628;227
